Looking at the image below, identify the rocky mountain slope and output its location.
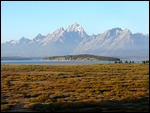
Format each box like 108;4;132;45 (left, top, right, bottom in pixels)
1;23;149;58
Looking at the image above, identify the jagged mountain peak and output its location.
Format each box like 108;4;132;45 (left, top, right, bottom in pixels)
66;23;84;32
40;27;65;45
33;33;45;42
103;27;133;38
107;27;123;33
105;27;123;33
36;33;43;37
14;37;32;44
9;40;18;44
1;25;149;57
53;27;65;34
34;33;45;39
19;37;31;41
119;28;132;38
70;22;80;27
104;27;123;38
58;27;65;31
20;37;26;40
123;28;131;34
110;27;123;31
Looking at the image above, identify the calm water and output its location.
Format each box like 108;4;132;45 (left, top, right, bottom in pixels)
1;59;115;65
1;58;148;65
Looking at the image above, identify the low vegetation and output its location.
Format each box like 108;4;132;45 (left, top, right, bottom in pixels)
43;54;120;61
1;64;149;112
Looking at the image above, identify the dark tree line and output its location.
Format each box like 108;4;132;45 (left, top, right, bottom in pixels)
142;60;149;64
115;60;134;64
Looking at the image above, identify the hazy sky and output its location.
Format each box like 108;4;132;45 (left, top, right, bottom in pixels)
1;1;149;43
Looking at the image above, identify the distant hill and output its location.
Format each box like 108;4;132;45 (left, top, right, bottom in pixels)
43;54;120;61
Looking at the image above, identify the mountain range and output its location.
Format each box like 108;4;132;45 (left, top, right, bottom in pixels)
1;23;149;58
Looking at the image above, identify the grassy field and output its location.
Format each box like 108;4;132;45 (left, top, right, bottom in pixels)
1;64;149;112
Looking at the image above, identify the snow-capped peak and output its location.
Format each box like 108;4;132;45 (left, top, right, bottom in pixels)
9;40;18;44
2;25;149;58
123;28;131;34
66;23;84;32
104;27;123;37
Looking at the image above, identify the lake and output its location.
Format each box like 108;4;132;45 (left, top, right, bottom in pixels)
1;59;115;65
1;58;148;65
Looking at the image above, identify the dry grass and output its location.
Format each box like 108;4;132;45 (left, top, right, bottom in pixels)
1;64;149;112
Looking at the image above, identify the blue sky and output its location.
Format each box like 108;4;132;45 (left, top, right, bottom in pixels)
1;1;149;43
